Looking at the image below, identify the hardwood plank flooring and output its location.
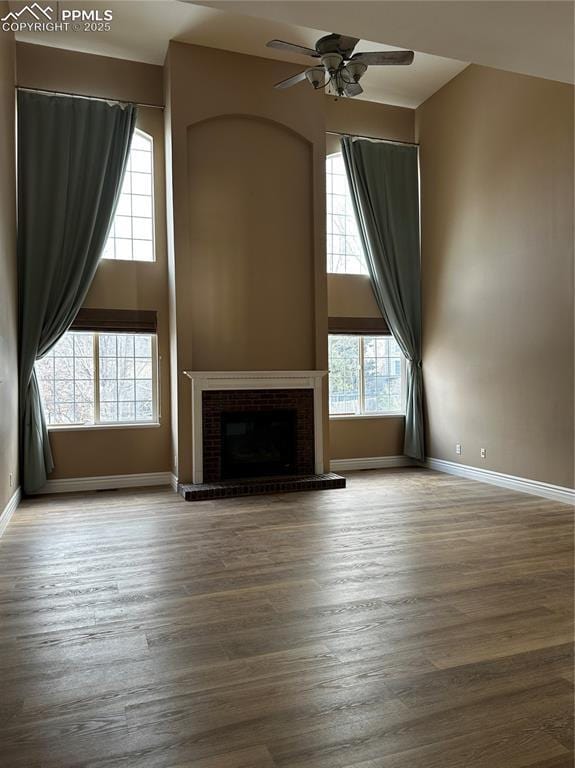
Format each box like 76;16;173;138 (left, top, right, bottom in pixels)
0;468;572;767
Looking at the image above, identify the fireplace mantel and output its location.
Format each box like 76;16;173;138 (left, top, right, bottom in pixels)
183;370;327;484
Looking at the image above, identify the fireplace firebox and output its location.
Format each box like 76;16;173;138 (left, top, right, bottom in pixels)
202;388;315;483
221;409;296;480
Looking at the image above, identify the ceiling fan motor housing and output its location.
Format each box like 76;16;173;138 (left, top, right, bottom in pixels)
315;33;357;57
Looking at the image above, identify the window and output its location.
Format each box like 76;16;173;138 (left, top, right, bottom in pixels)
36;332;158;427
326;153;367;275
102;129;155;262
329;334;405;416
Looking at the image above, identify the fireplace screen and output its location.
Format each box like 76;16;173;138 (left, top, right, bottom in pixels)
220;409;297;480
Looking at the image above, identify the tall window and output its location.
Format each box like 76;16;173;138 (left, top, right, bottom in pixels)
326;153;367;275
36;332;158;426
102;130;155;262
329;335;405;416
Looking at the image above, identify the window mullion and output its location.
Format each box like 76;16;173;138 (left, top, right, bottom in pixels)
94;333;100;424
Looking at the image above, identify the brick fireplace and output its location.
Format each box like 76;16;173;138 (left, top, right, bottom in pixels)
182;370;329;486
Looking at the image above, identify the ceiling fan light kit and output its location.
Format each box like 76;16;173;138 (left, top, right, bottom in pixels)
305;67;327;89
267;33;414;99
345;60;368;83
321;52;343;73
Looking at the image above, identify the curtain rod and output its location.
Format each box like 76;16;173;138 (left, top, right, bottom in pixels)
326;129;418;148
16;85;164;111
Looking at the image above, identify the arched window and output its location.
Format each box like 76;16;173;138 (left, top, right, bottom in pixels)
102;129;155;262
326;152;367;274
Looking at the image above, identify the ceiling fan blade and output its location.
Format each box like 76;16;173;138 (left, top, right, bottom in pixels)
267;39;319;58
273;70;309;90
352;50;414;66
344;82;363;98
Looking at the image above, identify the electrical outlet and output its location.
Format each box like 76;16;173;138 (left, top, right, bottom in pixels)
456;443;462;455
480;448;487;459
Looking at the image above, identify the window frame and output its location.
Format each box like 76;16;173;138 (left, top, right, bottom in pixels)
101;128;156;263
38;330;160;431
328;334;407;419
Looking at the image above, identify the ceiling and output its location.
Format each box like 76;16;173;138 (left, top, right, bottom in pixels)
12;1;572;108
199;0;575;84
11;0;469;108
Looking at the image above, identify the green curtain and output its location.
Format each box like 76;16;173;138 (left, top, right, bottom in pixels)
17;91;136;494
341;136;424;460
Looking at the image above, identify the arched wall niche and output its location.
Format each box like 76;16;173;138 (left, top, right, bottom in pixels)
184;112;316;372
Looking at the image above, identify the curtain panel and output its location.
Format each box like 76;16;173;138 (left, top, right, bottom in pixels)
341;136;424;460
17;90;136;494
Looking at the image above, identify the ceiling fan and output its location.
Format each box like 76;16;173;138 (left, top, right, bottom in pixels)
267;33;414;98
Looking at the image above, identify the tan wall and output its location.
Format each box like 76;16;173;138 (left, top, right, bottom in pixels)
16;42;163;106
325;95;415;147
326;97;415;461
165;43;327;483
0;16;18;509
328;274;380;318
15;43;171;481
417;64;574;488
330;417;404;461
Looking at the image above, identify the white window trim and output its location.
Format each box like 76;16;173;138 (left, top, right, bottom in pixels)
330;413;406;421
39;331;159;430
47;423;161;432
147;129;157;262
328;335;407;418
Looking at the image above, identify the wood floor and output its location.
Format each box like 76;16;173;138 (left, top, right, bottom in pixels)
0;468;573;768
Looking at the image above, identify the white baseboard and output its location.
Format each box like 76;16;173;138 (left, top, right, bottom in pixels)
29;461;573;505
32;472;173;495
424;457;575;506
330;455;414;472
0;487;21;537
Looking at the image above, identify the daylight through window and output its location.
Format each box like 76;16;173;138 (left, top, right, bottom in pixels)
36;331;158;426
326;153;367;274
102;130;155;262
329;334;405;416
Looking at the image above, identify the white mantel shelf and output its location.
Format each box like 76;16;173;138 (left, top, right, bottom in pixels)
183;371;327;381
183;370;327;485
